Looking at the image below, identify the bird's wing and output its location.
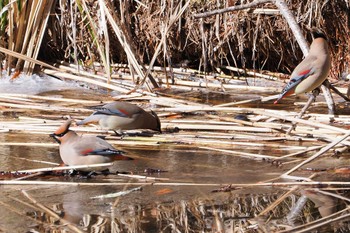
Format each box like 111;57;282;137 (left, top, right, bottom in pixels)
274;65;315;104
93;102;143;118
82;148;125;156
74;136;125;156
94;107;130;117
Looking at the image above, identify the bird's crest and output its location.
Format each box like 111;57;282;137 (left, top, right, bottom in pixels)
311;28;327;40
53;119;73;136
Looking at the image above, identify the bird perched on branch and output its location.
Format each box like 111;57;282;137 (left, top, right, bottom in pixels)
50;119;132;169
76;101;161;134
274;29;331;104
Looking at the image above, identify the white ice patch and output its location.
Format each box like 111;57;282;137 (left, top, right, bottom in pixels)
0;72;80;94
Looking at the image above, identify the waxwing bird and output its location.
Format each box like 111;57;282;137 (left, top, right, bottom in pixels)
50;119;132;169
76;101;161;134
274;29;331;104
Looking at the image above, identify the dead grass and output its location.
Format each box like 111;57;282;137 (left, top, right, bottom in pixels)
1;0;348;81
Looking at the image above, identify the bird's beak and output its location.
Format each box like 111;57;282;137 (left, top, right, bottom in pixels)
49;133;61;144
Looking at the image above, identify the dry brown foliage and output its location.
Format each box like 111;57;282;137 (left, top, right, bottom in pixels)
2;0;350;79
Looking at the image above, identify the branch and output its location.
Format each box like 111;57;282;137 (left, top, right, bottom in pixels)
193;0;271;18
274;0;337;114
324;79;350;102
194;0;343;114
274;0;309;55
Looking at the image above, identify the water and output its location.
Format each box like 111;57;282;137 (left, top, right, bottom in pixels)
0;136;286;232
0;74;348;232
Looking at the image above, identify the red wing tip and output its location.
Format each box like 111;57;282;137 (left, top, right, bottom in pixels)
298;69;312;76
81;149;94;155
119;108;130;116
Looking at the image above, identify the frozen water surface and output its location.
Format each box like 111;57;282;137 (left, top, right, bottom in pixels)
0;72;80;94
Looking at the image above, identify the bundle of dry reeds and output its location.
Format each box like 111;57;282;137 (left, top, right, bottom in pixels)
0;0;349;82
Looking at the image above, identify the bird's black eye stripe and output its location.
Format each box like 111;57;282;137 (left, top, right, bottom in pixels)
52;130;69;137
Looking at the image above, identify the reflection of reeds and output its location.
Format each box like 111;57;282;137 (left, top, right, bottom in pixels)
8;192;343;232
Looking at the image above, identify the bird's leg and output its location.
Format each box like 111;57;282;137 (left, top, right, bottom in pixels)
67;169;78;176
126;131;155;137
321;80;337;115
112;129;124;137
100;169;111;176
78;171;97;179
286;88;319;135
118;130;155;137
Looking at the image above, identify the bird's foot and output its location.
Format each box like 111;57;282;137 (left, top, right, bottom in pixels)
116;130;156;137
311;88;320;99
100;169;111;176
67;169;78;176
77;171;97;179
234;114;250;121
112;130;124;137
163;127;180;133
128;131;156;137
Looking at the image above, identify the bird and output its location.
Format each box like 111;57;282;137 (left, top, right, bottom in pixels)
50;119;132;169
76;101;161;134
274;29;331;104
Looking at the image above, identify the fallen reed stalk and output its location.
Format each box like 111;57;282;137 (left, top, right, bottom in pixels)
90;186;143;199
157;78;280;92
0;200;55;230
0;101;90;113
120;134;310;150
0;46;61;71
280;208;350;233
258;174;317;216
278;205;350;233
22;190;84;233
214;94;279;107
1;180;350;188
220;65;278;80
199;146;278;160
0;180;222;186
277;145;324;159
16;163;114;173
162;122;277;133
117;173;170;181
281;132;350;177
55;62;140;91
0;93;102;104
286;92;318;134
0;142;57;147
15;172;45;180
8;196;41;212
42;69;132;93
317;189;350;203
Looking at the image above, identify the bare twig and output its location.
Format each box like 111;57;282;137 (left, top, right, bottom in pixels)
193;0;271;19
16;163;114;173
286;90;318;134
22;190;84;233
281;132;350;177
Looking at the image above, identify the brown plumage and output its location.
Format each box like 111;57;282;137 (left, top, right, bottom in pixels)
76;102;161;133
50;119;132;169
275;29;331;103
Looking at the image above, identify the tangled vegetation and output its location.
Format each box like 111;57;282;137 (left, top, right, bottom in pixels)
0;0;349;81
